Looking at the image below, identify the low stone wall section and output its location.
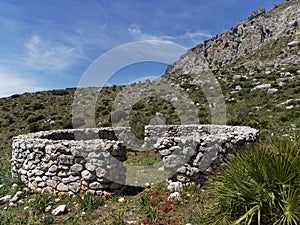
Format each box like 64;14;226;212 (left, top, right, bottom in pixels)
11;128;129;195
146;125;259;184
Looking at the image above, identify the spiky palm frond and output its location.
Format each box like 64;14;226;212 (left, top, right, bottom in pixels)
202;137;300;225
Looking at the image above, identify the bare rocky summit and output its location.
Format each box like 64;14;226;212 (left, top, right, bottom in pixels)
166;0;300;75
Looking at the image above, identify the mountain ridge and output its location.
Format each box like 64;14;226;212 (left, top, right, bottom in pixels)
166;0;300;75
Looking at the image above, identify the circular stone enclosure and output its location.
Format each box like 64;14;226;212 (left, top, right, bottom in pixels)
11;128;130;195
11;125;259;193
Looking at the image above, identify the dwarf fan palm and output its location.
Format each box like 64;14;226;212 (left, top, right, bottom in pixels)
202;137;300;225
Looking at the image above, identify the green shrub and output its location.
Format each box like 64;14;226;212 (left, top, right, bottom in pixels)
202;138;300;225
132;101;145;110
28;122;42;132
32;101;44;110
27;113;45;123
102;109;110;116
62;118;73;129
62;117;86;129
285;67;298;74
10;94;21;99
51;89;69;96
101;121;112;127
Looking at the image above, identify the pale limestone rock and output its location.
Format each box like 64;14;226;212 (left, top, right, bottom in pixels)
81;170;95;181
52;205;68;216
57;183;68;192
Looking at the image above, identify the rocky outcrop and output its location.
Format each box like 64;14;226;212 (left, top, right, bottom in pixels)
166;1;300;75
248;7;266;20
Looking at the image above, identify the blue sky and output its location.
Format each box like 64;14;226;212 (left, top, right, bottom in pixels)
0;0;284;97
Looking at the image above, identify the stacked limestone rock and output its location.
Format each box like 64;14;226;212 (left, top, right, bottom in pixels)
11;128;128;195
12;125;260;192
146;125;259;184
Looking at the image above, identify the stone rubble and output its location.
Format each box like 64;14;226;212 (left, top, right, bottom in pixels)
287;40;299;47
51;204;68;216
168;192;181;200
0;195;11;205
167;181;183;192
118;197;125;203
10;191;25;203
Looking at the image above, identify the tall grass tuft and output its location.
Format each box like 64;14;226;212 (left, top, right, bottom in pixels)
77;193;105;212
202;137;300;225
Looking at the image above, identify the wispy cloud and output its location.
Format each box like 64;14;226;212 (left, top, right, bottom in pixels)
128;23;212;47
0;66;43;97
24;35;84;72
128;24;158;40
162;31;213;45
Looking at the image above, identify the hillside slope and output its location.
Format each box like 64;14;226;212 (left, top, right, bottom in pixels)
0;1;299;153
162;0;300;135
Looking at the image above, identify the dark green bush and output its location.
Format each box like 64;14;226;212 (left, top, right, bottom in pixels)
32;101;44;110
27;113;45;123
101;121;112;127
51;89;69;96
63;118;73;129
29;122;42;132
285;67;298;74
10;94;21;99
132;101;145;110
62;117;85;129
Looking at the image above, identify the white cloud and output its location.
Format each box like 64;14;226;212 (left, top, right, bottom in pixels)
163;31;213;44
128;23;212;46
128;23;158;40
25;35;82;72
0;67;43;97
128;24;143;35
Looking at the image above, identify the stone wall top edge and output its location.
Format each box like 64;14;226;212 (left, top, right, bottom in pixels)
12;124;258;141
145;124;259;131
12;127;132;141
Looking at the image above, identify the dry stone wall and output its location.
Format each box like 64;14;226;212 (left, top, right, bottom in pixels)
12;125;259;194
145;125;259;184
11;128;130;195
